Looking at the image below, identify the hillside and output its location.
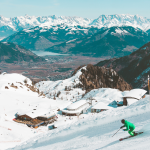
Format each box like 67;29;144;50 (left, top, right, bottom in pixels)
36;65;131;102
0;73;71;150
0;42;45;63
96;42;150;89
46;26;150;58
2;25;100;51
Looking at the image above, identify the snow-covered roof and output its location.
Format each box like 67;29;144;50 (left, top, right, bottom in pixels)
122;89;147;100
39;112;55;118
26;108;51;118
67;100;88;110
96;98;111;104
127;98;138;106
38;112;55;118
62;109;81;114
91;102;113;110
16;108;55;119
83;88;123;103
62;103;89;114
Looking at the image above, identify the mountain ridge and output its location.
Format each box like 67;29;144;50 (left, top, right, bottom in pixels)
0;42;45;63
1;14;150;39
45;26;150;58
96;41;150;90
2;25;101;50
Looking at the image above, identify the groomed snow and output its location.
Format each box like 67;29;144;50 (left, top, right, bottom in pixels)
9;95;150;150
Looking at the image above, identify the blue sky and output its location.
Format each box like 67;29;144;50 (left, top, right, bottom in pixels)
0;0;150;19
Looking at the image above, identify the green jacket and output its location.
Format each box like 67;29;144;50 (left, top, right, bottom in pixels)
124;120;135;131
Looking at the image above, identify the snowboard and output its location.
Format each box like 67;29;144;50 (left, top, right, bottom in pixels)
119;132;143;141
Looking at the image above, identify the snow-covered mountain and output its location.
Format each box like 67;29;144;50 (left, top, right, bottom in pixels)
3;25;150;56
0;15;91;39
90;14;150;30
2;25;100;50
0;15;92;30
45;26;150;58
1;14;150;39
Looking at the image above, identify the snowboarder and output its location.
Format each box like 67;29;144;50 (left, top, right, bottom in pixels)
120;119;135;136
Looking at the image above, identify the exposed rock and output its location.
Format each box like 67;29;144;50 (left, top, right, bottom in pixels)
10;83;18;89
77;64;132;92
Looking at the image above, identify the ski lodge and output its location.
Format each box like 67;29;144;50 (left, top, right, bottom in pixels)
122;89;147;106
13;111;57;128
61;100;89;116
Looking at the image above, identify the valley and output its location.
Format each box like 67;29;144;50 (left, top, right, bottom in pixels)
0;55;103;82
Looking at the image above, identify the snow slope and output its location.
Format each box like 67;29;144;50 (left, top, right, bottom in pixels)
35;67;126;105
36;67;86;102
9;95;150;150
0;73;71;150
1;70;150;150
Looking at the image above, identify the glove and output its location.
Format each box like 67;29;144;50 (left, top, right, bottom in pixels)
120;126;124;129
123;129;126;131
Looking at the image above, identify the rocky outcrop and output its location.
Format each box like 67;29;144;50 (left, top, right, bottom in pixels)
77;64;132;93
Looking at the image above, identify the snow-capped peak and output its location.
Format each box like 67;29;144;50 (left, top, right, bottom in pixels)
1;14;150;40
1;14;150;32
89;14;150;31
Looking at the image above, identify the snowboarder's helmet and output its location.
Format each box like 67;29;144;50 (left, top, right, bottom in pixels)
121;119;125;124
